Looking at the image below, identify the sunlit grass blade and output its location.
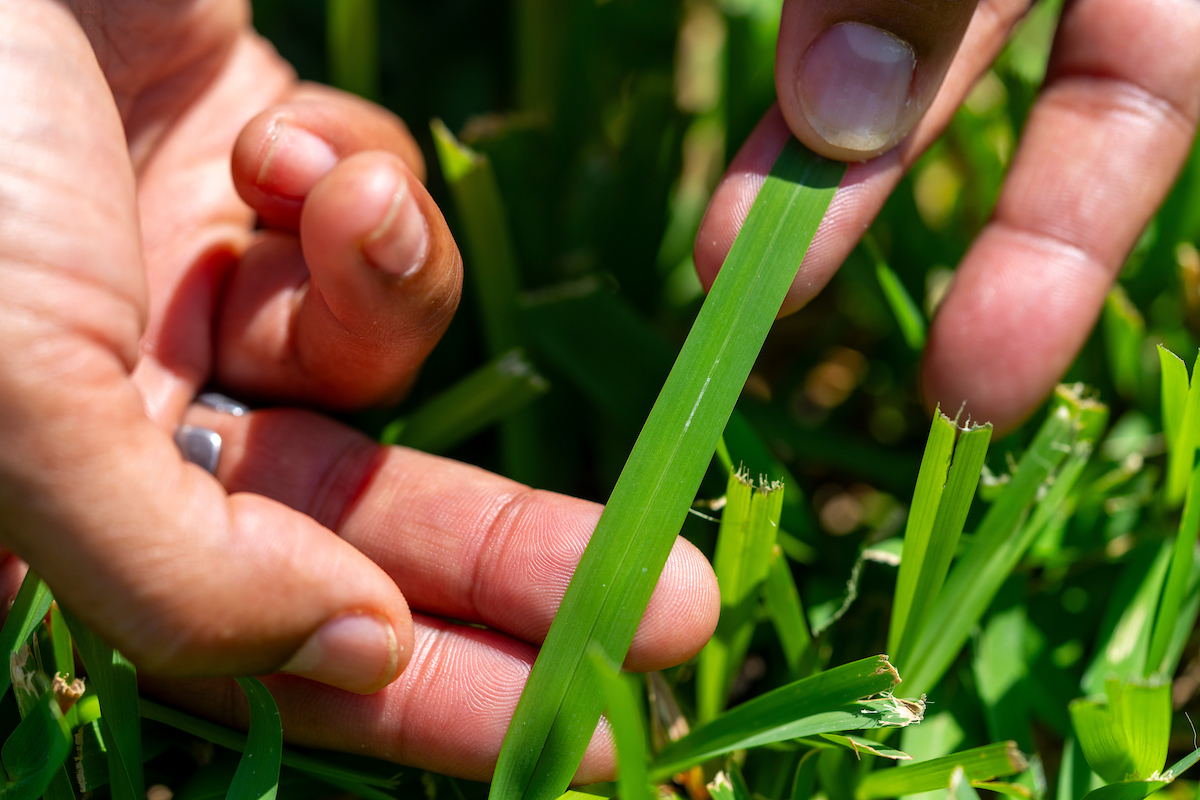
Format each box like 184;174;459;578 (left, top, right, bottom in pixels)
1159;345;1187;449
588;648;652;800
139;699;399;791
326;0;378;100
224;677;283;800
1146;462;1200;675
856;743;1028;800
894;422;991;671
649;655;912;780
1070;679;1169;784
1078;746;1200;800
865;235;925;351
489;140;844;800
1163;347;1200;506
698;471;783;721
0;689;72;799
887;411;957;660
381;348;549;452
904;387;1104;695
0;570;51;701
818;734;912;761
59;606;144;800
762;544;814;678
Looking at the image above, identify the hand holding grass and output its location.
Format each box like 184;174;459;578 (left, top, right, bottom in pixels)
698;0;1200;432
0;0;717;781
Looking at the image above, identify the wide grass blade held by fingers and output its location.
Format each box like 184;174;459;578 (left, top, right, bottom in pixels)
489;139;844;800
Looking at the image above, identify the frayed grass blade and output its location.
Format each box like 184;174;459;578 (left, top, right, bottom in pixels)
0;571;51;700
489;139;844;800
649;655;912;780
856;743;1028;800
226;677;283;800
59;606;144;800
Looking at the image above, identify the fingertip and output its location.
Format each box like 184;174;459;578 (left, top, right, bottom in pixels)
280;608;414;694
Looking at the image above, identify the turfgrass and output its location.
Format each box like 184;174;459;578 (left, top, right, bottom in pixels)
5;0;1200;798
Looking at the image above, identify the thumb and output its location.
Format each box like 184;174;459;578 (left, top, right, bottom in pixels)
775;0;980;160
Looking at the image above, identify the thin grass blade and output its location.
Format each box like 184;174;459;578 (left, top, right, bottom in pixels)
326;0;378;100
588;648;652;800
1102;288;1145;399
1147;461;1200;675
949;766;983;800
856;743;1028;800
60;605;144;800
818;734;912;761
1159;345;1188;450
1166;349;1200;506
381;348;548;452
762;544;813;678
489;139;844;800
225;677;283;800
649;655;910;779
866;236;926;351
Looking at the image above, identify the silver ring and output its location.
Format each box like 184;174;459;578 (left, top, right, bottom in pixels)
174;393;251;475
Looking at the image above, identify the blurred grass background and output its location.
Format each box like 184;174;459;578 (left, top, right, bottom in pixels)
242;0;1200;795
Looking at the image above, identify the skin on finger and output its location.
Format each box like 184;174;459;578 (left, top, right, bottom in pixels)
776;0;980;161
143;615;618;783
215;151;462;409
231;86;426;230
922;0;1200;432
695;0;1032;318
185;403;721;671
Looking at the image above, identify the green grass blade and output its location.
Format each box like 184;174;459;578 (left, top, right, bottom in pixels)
1102;288;1145;399
949;766;983;800
904;388;1102;695
1166;349;1200;506
488;140;844;800
888;411;960;658
1147;461;1200;675
326;0;378;100
382;348;549;452
819;734;912;761
1078;781;1168;800
698;472;783;721
0;570;51;701
1159;345;1187;449
762;544;814;678
1165;744;1200;778
649;655;908;779
894;422;991;670
59;605;144;800
48;603;73;682
588;649;652;800
866;236;926;351
225;677;283;800
709;770;752;800
1070;699;1137;784
139;699;399;788
0;689;72;798
856;743;1028;800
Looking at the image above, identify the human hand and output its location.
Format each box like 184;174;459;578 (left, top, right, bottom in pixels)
696;0;1200;433
0;0;718;781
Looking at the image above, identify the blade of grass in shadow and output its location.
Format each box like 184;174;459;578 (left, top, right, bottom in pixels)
817;734;912;761
489;139;845;800
1103;288;1144;399
763;544;814;678
48;603;73;682
0;689;72;799
431;119;541;484
0;570;51;700
887;411;958;659
226;677;282;800
792;749;822;800
326;0;378;100
892;421;992;672
588;648;652;800
381;348;548;452
649;656;917;780
903;387;1105;695
697;471;783;721
139;698;400;793
864;235;925;351
59;606;144;800
856;743;1028;800
1146;461;1200;675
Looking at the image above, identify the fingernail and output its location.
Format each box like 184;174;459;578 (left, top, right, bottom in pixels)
797;22;916;153
256;123;339;198
362;177;430;278
175;426;221;475
280;612;399;694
